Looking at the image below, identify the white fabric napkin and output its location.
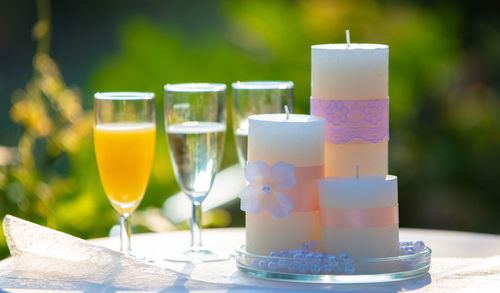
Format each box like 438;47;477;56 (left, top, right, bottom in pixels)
2;215;232;290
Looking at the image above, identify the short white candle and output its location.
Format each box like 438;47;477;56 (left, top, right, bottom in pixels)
311;43;389;177
245;114;325;254
319;175;399;259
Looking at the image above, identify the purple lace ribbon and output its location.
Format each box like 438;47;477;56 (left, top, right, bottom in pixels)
310;98;389;144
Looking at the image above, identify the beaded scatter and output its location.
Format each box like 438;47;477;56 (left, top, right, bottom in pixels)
249;240;355;275
246;240;427;275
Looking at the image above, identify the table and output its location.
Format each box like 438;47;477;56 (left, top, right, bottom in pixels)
1;227;500;292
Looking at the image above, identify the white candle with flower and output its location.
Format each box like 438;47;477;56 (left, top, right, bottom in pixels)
240;113;325;255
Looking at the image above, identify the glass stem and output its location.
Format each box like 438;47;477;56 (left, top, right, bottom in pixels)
190;201;203;251
120;213;132;254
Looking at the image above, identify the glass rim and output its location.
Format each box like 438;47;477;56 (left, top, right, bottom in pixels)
231;81;294;90
235;244;431;283
94;92;154;100
164;83;227;93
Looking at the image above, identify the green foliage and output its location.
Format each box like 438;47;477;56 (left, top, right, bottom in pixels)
0;0;101;257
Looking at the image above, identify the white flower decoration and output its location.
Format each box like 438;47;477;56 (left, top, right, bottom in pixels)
239;161;295;219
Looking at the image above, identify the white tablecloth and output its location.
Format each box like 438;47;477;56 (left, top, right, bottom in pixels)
1;228;500;292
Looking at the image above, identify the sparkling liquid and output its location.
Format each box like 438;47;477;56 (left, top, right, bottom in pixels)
166;122;226;202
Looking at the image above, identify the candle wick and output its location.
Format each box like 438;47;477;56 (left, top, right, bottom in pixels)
356;164;359;179
284;105;290;120
346;29;350;48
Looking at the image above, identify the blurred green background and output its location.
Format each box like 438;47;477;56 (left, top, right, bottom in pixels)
0;0;499;259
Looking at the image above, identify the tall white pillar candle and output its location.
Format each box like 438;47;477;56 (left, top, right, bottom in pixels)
311;44;389;177
319;175;399;259
244;114;325;255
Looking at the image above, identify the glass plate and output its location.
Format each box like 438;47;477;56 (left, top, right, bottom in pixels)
235;244;431;284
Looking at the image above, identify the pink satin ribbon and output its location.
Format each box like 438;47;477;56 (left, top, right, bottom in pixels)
320;205;399;228
287;165;324;212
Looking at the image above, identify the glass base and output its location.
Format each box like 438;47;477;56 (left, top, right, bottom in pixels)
235;243;431;284
122;251;154;262
164;248;229;263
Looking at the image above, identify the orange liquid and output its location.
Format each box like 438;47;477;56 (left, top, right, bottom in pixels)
94;122;156;214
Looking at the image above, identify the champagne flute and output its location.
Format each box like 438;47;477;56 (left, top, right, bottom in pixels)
164;83;227;263
232;81;293;167
94;92;156;255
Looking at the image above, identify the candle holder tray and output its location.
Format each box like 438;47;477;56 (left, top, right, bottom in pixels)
235;243;431;284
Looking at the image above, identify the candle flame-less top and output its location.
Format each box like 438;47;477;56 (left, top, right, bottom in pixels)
311;43;388;100
248;114;325;166
319;175;397;210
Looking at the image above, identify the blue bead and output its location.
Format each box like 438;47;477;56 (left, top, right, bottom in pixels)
327;254;336;261
414;241;425;252
321;263;332;274
269;251;279;257
299;263;309;274
400;249;411;255
268;261;278;271
327;256;337;267
251;259;259;267
287;263;298;273
313;254;324;263
304;252;314;265
310;263;321;274
262;184;272;195
310;240;319;250
338;253;349;264
293;253;303;259
344;264;355;274
400;241;413;247
279;249;289;257
278;259;288;269
258;260;268;269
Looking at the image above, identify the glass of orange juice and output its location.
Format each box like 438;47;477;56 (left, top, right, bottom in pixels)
94;92;156;255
